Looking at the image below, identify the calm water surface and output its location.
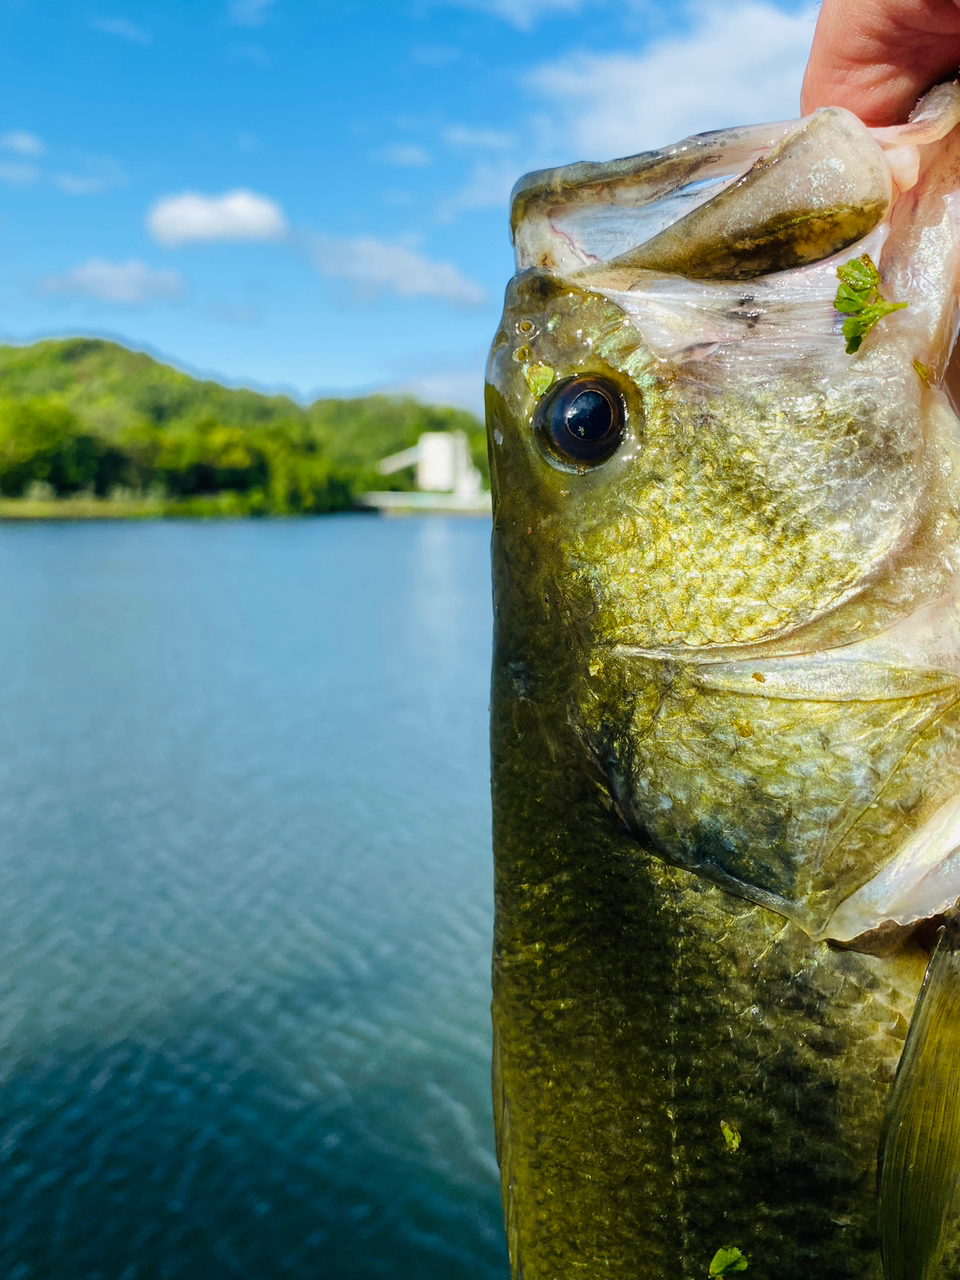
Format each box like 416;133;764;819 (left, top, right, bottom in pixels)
0;517;505;1280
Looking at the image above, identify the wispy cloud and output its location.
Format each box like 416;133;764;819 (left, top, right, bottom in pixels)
91;16;151;43
387;363;485;414
308;235;486;307
435;0;815;225
0;161;40;186
445;0;584;30
0;130;44;156
144;190;483;311
42;259;186;306
443;125;513;150
528;1;816;159
54;173;110;195
383;144;432;167
229;0;277;26
148;190;289;246
439;160;521;219
0;131;124;194
53;155;126;196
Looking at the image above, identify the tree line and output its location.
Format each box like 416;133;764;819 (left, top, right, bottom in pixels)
0;339;487;515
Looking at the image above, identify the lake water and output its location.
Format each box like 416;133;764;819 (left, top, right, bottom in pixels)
0;517;506;1280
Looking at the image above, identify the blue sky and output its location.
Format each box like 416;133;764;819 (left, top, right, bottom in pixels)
0;0;819;412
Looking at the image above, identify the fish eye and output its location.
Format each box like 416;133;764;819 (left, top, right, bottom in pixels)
535;376;625;470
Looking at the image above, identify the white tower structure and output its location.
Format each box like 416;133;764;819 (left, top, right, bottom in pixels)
378;430;483;498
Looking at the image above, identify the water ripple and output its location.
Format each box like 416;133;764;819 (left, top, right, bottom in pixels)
0;517;504;1280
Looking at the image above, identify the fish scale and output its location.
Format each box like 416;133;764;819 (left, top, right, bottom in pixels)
493;660;926;1276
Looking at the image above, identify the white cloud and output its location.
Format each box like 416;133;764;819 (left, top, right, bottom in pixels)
229;0;277;26
308;235;486;307
528;1;817;160
383;143;432;166
449;0;583;29
0;130;44;156
148;189;289;246
444;125;513;150
91;16;151;43
42;259;186;306
0;161;39;186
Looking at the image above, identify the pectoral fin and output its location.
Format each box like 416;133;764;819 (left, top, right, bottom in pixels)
878;910;960;1280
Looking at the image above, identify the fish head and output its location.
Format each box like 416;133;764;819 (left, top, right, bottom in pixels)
488;90;960;941
489;267;927;656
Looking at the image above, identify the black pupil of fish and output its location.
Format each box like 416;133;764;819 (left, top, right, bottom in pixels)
564;391;611;442
541;379;624;466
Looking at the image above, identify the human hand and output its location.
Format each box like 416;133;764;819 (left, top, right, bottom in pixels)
801;0;960;125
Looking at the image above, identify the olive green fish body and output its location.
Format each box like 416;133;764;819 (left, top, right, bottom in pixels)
493;673;926;1278
489;86;960;1278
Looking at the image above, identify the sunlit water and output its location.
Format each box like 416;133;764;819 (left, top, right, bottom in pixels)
0;517;506;1280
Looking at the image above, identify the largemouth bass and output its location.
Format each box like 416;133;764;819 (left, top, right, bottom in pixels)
487;84;960;1280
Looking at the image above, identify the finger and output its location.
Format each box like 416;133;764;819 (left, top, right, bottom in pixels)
801;0;960;125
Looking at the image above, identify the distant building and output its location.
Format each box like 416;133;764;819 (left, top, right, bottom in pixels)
378;430;483;497
363;431;490;515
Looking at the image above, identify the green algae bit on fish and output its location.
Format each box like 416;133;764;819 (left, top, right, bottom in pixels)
487;82;960;1280
710;1247;749;1277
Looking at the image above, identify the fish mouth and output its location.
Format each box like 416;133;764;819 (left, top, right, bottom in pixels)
578;643;960;947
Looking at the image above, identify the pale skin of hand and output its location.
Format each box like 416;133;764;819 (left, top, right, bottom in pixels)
801;0;960;125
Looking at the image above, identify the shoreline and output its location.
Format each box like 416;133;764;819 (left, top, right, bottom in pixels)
0;497;491;521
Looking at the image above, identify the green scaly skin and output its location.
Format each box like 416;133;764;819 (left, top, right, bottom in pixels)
487;268;960;1278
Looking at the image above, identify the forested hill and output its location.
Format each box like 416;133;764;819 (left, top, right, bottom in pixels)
0;338;487;516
